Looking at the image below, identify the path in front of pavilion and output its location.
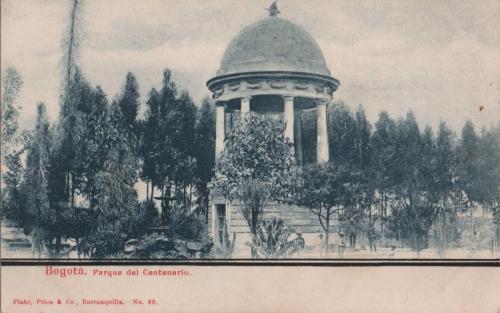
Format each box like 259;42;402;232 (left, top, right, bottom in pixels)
231;244;499;259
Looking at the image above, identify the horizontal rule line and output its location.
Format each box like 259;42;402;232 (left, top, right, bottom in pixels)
1;259;499;267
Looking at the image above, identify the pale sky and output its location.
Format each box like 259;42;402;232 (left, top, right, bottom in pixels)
2;0;499;132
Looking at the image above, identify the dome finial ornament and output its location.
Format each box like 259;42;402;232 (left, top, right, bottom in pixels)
267;1;280;17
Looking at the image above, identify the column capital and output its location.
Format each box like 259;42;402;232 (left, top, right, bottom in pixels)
314;99;329;107
215;100;226;107
283;95;295;101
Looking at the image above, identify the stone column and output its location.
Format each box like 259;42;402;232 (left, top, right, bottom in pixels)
215;102;225;160
211;203;216;242
241;96;251;115
283;96;294;143
316;100;329;163
294;109;303;164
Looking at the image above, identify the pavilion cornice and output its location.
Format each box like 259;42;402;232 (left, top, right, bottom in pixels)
207;71;340;101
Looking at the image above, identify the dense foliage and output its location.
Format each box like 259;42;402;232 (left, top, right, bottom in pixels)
252;218;303;258
214;113;298;203
302;102;500;255
1;1;498;258
214;113;298;235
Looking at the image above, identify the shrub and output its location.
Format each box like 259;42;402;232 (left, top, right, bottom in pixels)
131;200;160;237
168;212;206;240
252;218;302;258
210;231;235;258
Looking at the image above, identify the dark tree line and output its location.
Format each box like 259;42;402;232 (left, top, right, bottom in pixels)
1;66;216;257
297;101;500;256
2;65;498;258
140;70;214;216
1;1;215;258
1;0;497;258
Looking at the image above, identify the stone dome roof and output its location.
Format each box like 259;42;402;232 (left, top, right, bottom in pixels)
216;16;331;77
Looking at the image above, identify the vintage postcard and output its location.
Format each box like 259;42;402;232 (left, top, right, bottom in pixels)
1;0;499;312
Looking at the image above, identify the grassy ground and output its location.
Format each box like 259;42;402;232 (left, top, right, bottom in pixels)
2;221;498;259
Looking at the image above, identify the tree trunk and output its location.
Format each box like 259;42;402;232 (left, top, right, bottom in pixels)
31;230;36;259
160;186;166;225
204;191;209;223
492;237;495;257
55;236;61;257
379;192;383;232
415;232;420;258
160;186;164;206
70;173;75;209
384;194;388;236
325;216;330;257
251;212;257;258
451;206;456;245
437;210;446;258
493;217;498;256
76;238;80;259
65;174;70;202
470;205;474;251
146;181;149;201
189;185;193;211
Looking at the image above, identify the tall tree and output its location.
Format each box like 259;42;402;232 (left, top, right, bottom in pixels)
157;69;178;206
141;69;198;216
432;122;457;257
2;151;25;220
107;101;140;189
117;72;140;137
371;111;397;234
456;120;481;241
476;126;500;252
194;97;215;220
114;72;141;198
295;161;365;256
23;103;53;258
388;112;435;255
354;105;372;168
80;102;139;257
54;68;90;207
1;67;25;220
62;0;83;91
76;85;110;208
214;113;298;256
167;90;197;210
141;88;162;200
1;67;23;156
353;105;375;228
457;121;481;203
300;109;317;164
328;101;357;163
53;0;84;209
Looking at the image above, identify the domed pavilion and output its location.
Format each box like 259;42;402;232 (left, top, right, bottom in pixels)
208;8;339;164
207;7;340;253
